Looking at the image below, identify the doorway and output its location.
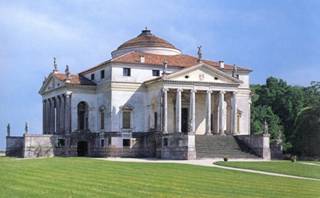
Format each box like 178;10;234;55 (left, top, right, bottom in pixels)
77;141;88;156
181;108;189;133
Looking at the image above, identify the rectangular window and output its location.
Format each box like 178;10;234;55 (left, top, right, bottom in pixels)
100;139;105;147
57;139;65;147
123;139;130;147
100;111;105;129
100;70;105;79
122;111;131;129
123;68;131;76
108;137;112;145
152;70;160;76
163;138;168;147
91;73;95;80
154;112;158;129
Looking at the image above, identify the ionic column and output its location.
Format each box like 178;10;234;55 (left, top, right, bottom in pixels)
189;89;196;134
55;96;60;134
219;91;225;135
45;99;50;134
176;88;182;133
206;90;212;135
49;99;54;134
65;93;72;134
163;88;168;134
60;95;65;134
231;91;238;134
43;100;46;134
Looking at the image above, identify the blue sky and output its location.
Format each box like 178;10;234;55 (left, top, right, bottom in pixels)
0;0;319;149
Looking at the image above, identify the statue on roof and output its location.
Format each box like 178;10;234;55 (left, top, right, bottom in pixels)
232;64;239;79
53;57;58;72
197;46;202;62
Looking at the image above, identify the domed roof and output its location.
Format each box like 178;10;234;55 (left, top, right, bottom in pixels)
117;29;178;50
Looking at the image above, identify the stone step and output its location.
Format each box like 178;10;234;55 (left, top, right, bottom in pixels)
195;135;259;159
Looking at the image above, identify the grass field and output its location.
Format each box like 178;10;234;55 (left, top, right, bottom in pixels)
0;157;319;198
216;161;320;179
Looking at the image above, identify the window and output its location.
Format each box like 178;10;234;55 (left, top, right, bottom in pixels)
108;137;112;145
152;70;160;76
154;112;158;129
100;111;105;129
100;70;105;79
163;138;168;147
57;139;65;147
123;139;130;147
122;111;131;129
100;139;105;147
123;68;131;76
91;73;95;80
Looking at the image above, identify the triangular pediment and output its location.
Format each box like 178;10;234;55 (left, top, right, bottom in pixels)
165;63;242;84
39;73;65;94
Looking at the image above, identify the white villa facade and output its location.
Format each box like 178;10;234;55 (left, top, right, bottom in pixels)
6;29;271;159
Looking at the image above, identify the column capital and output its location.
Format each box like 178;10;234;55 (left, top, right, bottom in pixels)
233;91;238;95
219;90;226;95
190;89;197;93
206;90;213;94
176;88;183;92
162;88;169;92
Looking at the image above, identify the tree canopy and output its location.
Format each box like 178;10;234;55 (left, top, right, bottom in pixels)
251;77;320;155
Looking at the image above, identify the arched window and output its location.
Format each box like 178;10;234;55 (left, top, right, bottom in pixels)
78;101;89;131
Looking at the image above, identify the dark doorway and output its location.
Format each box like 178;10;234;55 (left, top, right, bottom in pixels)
181;108;189;133
77;141;88;156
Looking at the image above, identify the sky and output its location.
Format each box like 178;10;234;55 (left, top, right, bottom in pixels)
0;0;319;149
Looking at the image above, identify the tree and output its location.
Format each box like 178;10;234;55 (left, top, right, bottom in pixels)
291;105;320;157
251;105;282;142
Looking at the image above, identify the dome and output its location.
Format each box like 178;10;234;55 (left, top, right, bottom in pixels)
111;29;181;58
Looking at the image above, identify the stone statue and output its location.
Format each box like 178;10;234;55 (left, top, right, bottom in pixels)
232;64;238;78
25;122;28;134
65;65;70;79
53;57;58;72
6;123;10;136
197;46;202;62
263;120;269;135
162;60;168;75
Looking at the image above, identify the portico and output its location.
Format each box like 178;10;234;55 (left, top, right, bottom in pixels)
162;87;239;136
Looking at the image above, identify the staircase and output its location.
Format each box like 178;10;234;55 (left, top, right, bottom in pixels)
195;135;259;159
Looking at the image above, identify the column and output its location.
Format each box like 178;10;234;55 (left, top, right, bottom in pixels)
60;95;65;134
45;99;50;134
163;88;168;134
219;91;225;135
65;93;72;134
189;89;196;134
206;90;212;135
43;100;46;134
49;99;53;134
175;88;182;133
231;91;238;134
56;96;60;134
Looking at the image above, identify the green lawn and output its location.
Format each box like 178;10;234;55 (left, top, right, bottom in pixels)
0;157;319;198
216;161;320;179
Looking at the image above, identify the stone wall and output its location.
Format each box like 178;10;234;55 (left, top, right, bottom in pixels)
161;133;196;160
6;136;24;157
236;134;271;160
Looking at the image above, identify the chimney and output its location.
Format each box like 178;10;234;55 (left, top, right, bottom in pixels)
140;55;145;63
219;61;224;69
